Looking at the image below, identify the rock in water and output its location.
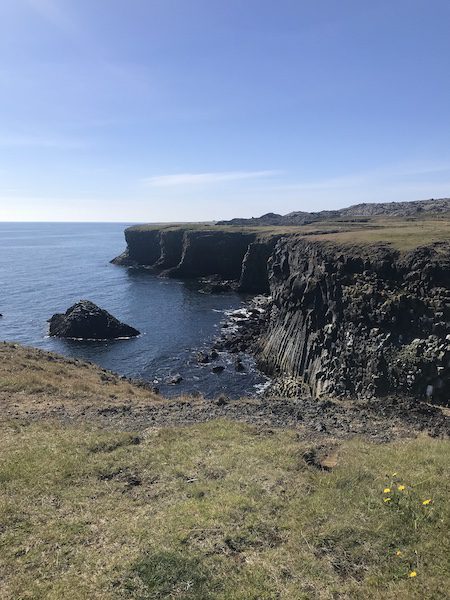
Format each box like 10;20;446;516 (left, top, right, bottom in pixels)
48;300;140;340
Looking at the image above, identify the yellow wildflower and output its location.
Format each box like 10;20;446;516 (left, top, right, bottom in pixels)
422;499;432;506
396;550;402;556
398;485;406;491
383;488;391;493
409;571;417;578
384;497;391;503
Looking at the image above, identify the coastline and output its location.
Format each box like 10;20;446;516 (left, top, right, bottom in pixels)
112;217;450;406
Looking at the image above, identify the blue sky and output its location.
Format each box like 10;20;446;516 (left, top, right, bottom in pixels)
0;0;449;222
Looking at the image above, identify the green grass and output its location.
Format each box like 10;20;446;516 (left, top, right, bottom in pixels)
126;215;450;251
1;420;448;599
309;217;450;250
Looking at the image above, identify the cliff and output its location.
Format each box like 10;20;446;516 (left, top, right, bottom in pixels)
113;218;450;403
257;239;449;404
112;224;277;293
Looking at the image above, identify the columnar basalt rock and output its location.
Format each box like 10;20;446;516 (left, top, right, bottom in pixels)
154;229;185;271
112;229;162;266
113;225;277;293
112;223;450;403
257;239;450;403
238;237;280;293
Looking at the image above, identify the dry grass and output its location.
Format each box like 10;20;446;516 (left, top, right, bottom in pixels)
1;344;449;598
0;343;160;417
127;215;450;251
308;216;450;250
0;420;448;599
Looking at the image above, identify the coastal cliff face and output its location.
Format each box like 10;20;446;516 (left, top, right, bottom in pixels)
113;226;274;292
113;225;450;403
165;230;256;280
258;239;449;403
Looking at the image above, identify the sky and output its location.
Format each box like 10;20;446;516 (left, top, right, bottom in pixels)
0;0;450;222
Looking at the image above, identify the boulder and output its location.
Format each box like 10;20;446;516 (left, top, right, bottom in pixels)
49;300;140;340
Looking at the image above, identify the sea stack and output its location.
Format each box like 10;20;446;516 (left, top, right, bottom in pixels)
48;300;140;340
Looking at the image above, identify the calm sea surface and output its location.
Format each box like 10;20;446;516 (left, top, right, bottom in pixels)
0;222;268;398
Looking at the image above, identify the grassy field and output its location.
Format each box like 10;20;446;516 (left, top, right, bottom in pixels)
0;344;449;599
308;216;450;250
0;421;448;599
126;215;450;252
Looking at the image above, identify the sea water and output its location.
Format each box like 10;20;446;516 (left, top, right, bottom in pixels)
0;222;268;398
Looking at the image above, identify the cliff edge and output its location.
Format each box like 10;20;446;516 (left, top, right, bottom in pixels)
112;213;450;404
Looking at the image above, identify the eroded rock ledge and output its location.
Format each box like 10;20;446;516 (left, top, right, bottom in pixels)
112;225;279;293
113;225;450;403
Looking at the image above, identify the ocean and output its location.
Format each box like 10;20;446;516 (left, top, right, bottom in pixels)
0;222;268;398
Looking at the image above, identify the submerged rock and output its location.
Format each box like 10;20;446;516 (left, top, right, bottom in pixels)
165;374;183;385
234;358;246;372
196;351;210;364
49;300;140;340
197;275;236;294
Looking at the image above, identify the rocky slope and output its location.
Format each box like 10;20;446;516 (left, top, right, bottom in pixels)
218;197;450;226
113;221;450;404
2;342;448;438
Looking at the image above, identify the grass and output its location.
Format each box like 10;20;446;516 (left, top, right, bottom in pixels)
126;215;450;251
0;420;449;599
308;216;450;250
0;343;159;416
1;343;449;598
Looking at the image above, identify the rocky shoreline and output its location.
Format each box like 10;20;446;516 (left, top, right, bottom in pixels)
113;221;450;406
2;342;448;441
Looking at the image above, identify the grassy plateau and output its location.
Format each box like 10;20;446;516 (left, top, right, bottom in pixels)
128;214;450;252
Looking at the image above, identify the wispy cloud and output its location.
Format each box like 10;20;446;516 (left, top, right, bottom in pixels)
142;170;281;188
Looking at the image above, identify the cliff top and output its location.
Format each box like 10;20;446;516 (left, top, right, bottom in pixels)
126;212;450;251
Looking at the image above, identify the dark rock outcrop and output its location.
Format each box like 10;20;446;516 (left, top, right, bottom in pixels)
165;230;256;280
49;301;140;340
112;220;450;404
154;229;184;271
256;240;450;404
112;225;277;295
238;237;280;293
112;228;162;266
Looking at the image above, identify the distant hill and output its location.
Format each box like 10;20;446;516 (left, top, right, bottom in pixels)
217;197;450;226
